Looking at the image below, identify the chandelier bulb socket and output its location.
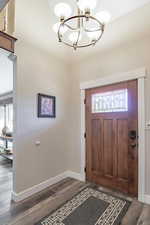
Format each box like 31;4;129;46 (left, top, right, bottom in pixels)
91;40;96;46
60;16;65;22
73;44;77;50
85;8;90;17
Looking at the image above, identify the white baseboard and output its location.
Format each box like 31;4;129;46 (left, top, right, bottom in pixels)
143;194;150;205
12;170;82;202
12;170;150;205
66;171;85;182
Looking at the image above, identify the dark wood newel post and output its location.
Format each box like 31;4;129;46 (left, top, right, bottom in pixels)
0;31;17;53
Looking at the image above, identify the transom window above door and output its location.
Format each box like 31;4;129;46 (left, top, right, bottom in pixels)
92;89;128;113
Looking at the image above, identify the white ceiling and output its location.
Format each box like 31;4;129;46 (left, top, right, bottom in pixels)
0;54;13;95
15;0;150;61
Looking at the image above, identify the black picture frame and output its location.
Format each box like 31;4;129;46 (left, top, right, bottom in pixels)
37;93;56;118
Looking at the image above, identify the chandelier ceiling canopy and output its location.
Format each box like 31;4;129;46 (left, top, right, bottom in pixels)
53;0;111;50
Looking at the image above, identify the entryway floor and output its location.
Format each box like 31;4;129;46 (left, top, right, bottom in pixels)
0;176;150;225
0;156;12;216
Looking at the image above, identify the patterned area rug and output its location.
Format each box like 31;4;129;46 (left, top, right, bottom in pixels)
36;187;131;225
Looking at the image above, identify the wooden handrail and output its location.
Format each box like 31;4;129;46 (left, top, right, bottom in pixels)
0;31;17;53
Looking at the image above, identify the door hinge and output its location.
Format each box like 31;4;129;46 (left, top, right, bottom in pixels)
84;167;87;173
84;98;86;104
84;132;86;138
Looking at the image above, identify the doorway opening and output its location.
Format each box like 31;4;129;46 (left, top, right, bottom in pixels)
85;80;138;196
0;50;14;207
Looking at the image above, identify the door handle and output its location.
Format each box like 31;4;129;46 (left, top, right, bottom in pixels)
129;130;137;140
130;143;136;148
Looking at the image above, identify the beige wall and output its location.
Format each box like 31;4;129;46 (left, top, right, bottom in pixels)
13;40;70;193
13;0;72;194
13;36;150;197
13;0;150;197
68;36;150;195
13;36;150;195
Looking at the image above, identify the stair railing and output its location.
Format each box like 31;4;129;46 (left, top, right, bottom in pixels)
0;0;15;35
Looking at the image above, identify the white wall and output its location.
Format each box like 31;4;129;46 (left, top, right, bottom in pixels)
0;53;13;94
68;36;150;195
13;40;71;193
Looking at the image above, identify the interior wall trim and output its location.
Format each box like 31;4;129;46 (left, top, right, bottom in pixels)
144;195;150;205
11;171;83;202
80;67;147;204
80;67;146;90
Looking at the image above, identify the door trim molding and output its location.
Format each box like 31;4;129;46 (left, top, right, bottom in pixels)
80;68;146;90
80;67;146;203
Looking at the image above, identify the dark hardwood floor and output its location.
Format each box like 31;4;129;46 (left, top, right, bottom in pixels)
0;162;79;225
0;156;12;218
0;158;149;225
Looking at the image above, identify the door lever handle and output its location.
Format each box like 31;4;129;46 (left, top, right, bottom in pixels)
129;130;137;140
130;143;136;148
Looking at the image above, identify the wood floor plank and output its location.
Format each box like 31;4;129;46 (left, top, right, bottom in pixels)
137;204;150;225
0;157;84;225
121;200;144;225
0;156;150;225
10;180;86;225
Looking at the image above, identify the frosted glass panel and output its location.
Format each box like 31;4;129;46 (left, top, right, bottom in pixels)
92;89;128;113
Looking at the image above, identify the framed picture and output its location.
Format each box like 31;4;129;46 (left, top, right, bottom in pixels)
37;94;56;118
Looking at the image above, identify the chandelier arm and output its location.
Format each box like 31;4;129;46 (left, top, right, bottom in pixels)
75;7;81;47
77;7;80;29
95;28;104;42
84;28;103;32
64;23;80;31
59;41;90;48
59;41;97;48
60;29;104;48
75;29;81;47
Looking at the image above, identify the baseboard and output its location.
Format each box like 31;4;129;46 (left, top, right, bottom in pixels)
12;170;83;202
66;171;85;182
143;194;150;205
12;170;149;204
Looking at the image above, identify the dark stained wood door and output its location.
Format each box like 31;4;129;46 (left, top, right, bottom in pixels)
85;80;138;196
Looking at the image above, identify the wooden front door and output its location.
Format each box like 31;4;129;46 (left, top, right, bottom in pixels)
85;80;138;196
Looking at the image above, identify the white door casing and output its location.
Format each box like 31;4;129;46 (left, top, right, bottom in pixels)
80;68;146;203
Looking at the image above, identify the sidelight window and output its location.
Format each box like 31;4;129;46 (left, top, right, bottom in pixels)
92;89;128;113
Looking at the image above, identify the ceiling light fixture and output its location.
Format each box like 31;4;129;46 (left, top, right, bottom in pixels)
53;0;111;50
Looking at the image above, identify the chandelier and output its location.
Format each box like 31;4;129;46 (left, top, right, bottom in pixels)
53;0;111;50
